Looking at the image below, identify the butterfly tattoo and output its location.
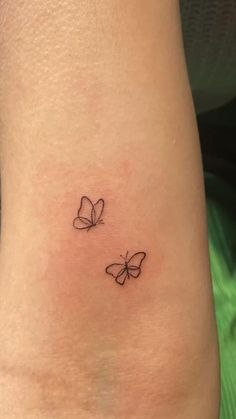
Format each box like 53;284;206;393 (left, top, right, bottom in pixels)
73;196;105;232
105;251;146;286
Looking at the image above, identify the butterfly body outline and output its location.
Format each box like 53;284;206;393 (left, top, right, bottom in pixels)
105;251;146;285
73;196;105;232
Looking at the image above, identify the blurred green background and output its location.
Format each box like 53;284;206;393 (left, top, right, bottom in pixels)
198;101;236;419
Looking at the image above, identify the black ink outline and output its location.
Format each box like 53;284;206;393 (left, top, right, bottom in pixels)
105;251;146;285
73;196;105;232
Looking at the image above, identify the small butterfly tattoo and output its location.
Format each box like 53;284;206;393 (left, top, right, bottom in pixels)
73;196;105;232
105;251;146;286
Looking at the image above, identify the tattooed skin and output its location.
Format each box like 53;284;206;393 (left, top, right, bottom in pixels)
73;198;146;286
73;196;104;232
105;251;146;285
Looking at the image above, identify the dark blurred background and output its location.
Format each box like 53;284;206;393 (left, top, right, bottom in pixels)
198;98;236;190
180;2;236;418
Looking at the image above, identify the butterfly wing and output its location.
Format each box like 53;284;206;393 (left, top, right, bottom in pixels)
127;252;146;278
73;216;92;230
105;263;128;285
127;266;141;278
73;196;93;229
115;271;129;285
92;199;104;224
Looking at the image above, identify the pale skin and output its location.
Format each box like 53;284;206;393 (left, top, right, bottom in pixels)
0;1;220;418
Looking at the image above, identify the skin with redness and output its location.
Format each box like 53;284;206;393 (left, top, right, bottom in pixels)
0;1;220;418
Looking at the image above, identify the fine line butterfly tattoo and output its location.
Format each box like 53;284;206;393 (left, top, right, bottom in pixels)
105;251;146;286
73;196;105;232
